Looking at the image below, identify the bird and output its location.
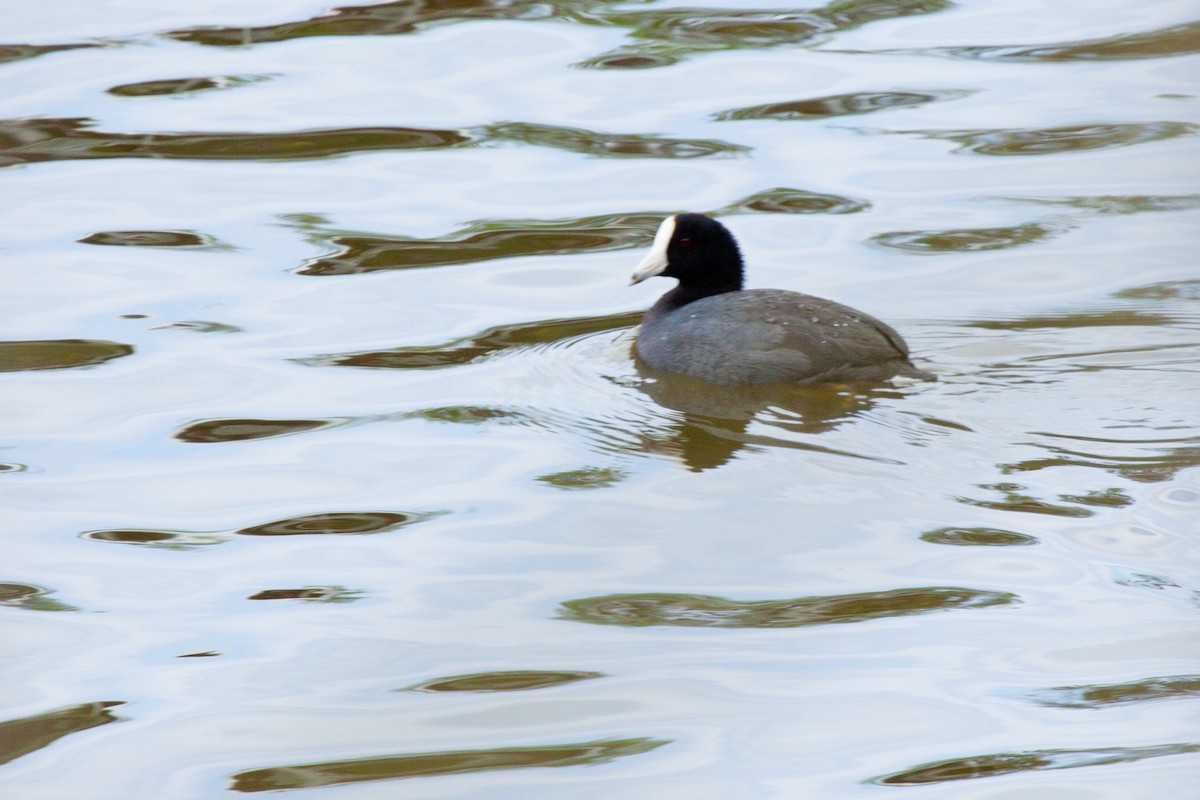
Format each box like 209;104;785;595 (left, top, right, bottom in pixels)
630;213;930;386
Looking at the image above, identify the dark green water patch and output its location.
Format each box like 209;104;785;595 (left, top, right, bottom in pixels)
0;339;133;372
164;0;954;70
0;582;79;612
582;1;953;68
295;214;664;274
413;406;525;424
1029;675;1200;709
718;187;870;215
295;189;883;275
0;702;125;766
0;117;747;169
83;511;431;549
485;122;747;158
407;670;604;693
81;528;228;549
559;586;1017;628
1115;279;1200;301
238;511;427;537
247;586;362;602
0;43;96;65
958;483;1094;518
1059;488;1134;508
107;75;266;97
305;311;642;368
165;0;594;46
537;467;627;490
1009;193;1200;216
922;21;1200;62
912;121;1198;156
174;418;337;443
964;310;1175;330
229;737;669;792
0;117;473;167
920;527;1038;546
78;230;213;247
714;89;969;120
873;222;1061;253
872;742;1200;785
1000;441;1200;484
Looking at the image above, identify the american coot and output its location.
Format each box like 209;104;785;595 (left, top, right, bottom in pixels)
631;213;931;386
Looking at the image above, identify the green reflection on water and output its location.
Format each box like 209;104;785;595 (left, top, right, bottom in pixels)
237;511;428;536
559;586;1017;627
964;310;1176;330
106;75;266;97
174;418;338;443
872;222;1063;253
999;440;1200;484
717;187;870;215
915;121;1198;156
0;43;96;65
537;467;628;490
1115;279;1200;300
0;702;125;766
247;586;363;602
294;214;665;274
406;670;604;692
485;121;748;158
714;89;970;120
229;737;669;792
958;483;1094;518
305;311;642;368
1029;675;1200;709
920;527;1038;547
82;511;436;550
585;0;953;68
0;582;79;612
873;742;1200;785
1008;193;1200;215
162;0;954;69
77;230;214;247
0;117;472;167
926;21;1200;62
0;339;132;372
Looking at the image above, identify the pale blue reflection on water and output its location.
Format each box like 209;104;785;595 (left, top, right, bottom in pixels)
1;1;1198;798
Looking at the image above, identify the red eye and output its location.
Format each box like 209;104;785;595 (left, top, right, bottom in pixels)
678;237;692;247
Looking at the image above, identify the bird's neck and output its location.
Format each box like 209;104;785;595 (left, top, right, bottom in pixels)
647;280;741;321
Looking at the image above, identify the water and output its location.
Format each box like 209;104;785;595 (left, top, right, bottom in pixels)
2;1;1198;797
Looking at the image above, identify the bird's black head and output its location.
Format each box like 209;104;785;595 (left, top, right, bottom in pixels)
630;213;744;296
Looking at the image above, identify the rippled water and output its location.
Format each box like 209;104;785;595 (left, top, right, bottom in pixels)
3;1;1198;798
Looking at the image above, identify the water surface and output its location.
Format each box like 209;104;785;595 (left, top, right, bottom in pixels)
2;1;1197;798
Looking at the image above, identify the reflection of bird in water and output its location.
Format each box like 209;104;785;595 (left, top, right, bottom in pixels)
632;363;905;471
631;213;932;385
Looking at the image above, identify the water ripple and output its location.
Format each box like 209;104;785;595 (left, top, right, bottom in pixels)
559;587;1017;627
1029;675;1200;709
229;737;669;792
0;42;96;65
906;20;1200;62
406;670;604;693
0;339;133;372
0;702;126;767
0;117;473;167
303;311;642;366
714;89;971;121
873;742;1200;785
906;121;1198;156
